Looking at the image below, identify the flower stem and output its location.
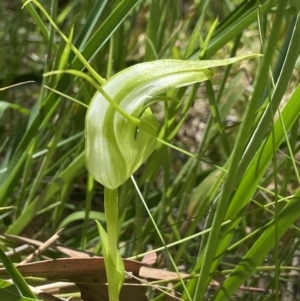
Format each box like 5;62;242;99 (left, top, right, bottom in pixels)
104;187;119;261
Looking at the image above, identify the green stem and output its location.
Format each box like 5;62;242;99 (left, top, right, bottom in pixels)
104;187;119;260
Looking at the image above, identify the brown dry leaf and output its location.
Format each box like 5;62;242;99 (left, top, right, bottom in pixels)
0;257;148;301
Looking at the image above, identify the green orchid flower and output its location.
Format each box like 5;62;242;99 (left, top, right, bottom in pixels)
85;57;256;189
85;59;213;189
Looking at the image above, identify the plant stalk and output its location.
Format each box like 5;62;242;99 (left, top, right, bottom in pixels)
104;187;119;259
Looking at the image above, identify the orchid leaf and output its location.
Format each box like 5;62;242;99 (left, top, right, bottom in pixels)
96;220;124;301
86;56;258;189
